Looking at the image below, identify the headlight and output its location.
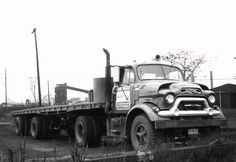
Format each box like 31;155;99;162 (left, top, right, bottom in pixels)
166;94;175;104
208;95;216;104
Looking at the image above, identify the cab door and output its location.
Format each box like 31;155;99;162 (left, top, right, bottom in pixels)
115;68;135;113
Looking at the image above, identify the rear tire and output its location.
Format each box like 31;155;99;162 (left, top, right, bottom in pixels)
30;117;43;139
75;116;94;146
130;114;156;151
15;116;26;136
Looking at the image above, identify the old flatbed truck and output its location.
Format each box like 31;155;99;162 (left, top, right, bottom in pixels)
11;49;226;151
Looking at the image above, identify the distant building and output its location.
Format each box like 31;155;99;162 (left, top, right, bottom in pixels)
211;83;236;109
54;83;89;105
68;97;81;104
55;83;67;105
0;102;24;108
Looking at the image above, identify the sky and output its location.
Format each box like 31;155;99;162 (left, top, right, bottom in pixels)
0;0;236;103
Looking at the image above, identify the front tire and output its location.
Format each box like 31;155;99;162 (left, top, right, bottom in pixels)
130;114;156;151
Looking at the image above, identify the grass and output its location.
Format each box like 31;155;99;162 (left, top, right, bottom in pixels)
0;106;23;122
222;108;236;119
1;131;236;162
1;106;236;161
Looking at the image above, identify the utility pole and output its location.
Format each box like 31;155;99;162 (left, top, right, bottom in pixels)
47;80;51;105
191;70;195;82
32;28;42;107
5;69;7;107
210;71;213;89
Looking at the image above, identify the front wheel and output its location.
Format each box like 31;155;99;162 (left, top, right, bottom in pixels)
130;114;156;151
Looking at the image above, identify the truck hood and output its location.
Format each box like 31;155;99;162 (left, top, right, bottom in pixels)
139;80;207;95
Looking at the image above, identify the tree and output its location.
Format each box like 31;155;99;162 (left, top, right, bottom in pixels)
29;77;48;105
162;49;206;81
29;77;37;104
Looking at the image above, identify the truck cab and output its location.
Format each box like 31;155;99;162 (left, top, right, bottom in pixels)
110;60;226;150
113;61;221;116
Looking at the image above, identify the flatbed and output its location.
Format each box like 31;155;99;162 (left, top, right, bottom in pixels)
11;102;106;116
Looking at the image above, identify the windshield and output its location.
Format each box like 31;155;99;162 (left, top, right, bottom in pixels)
137;64;184;81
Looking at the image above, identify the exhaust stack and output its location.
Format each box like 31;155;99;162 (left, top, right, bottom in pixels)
103;48;112;113
103;48;111;79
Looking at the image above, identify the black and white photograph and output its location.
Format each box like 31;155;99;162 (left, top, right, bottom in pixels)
0;0;235;161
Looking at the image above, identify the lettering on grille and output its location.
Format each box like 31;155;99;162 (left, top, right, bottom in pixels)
181;88;201;94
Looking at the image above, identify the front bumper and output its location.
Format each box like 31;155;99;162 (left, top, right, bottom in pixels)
157;97;220;117
154;119;227;129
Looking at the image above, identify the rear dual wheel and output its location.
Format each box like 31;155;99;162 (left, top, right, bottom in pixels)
30;117;44;139
75;116;101;147
30;116;52;139
15;116;60;139
14;116;30;136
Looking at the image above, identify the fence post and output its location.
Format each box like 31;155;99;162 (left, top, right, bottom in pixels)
0;148;3;162
7;148;13;162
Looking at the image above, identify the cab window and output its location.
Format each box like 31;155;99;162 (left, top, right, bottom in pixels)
122;69;135;84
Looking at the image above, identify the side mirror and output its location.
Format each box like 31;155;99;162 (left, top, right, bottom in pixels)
111;66;121;83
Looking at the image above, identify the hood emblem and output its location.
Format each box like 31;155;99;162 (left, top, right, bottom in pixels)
181;88;201;94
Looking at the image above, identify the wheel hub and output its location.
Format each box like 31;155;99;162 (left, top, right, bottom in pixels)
76;122;84;143
136;124;148;146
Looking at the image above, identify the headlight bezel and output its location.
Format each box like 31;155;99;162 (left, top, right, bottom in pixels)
165;93;175;104
208;94;216;104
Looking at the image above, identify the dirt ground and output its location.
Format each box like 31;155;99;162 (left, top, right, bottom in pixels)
0;122;70;161
0;121;236;162
0;108;236;161
0;120;131;161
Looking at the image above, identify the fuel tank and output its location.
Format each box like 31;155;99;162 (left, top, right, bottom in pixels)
93;78;113;103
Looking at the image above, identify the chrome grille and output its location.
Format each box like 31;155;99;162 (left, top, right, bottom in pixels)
178;101;205;111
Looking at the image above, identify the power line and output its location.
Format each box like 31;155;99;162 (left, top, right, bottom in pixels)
5;69;7;107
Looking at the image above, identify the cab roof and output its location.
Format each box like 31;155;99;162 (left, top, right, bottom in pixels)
123;60;180;69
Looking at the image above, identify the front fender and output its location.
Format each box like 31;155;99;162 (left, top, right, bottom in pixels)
124;103;166;137
127;104;161;122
